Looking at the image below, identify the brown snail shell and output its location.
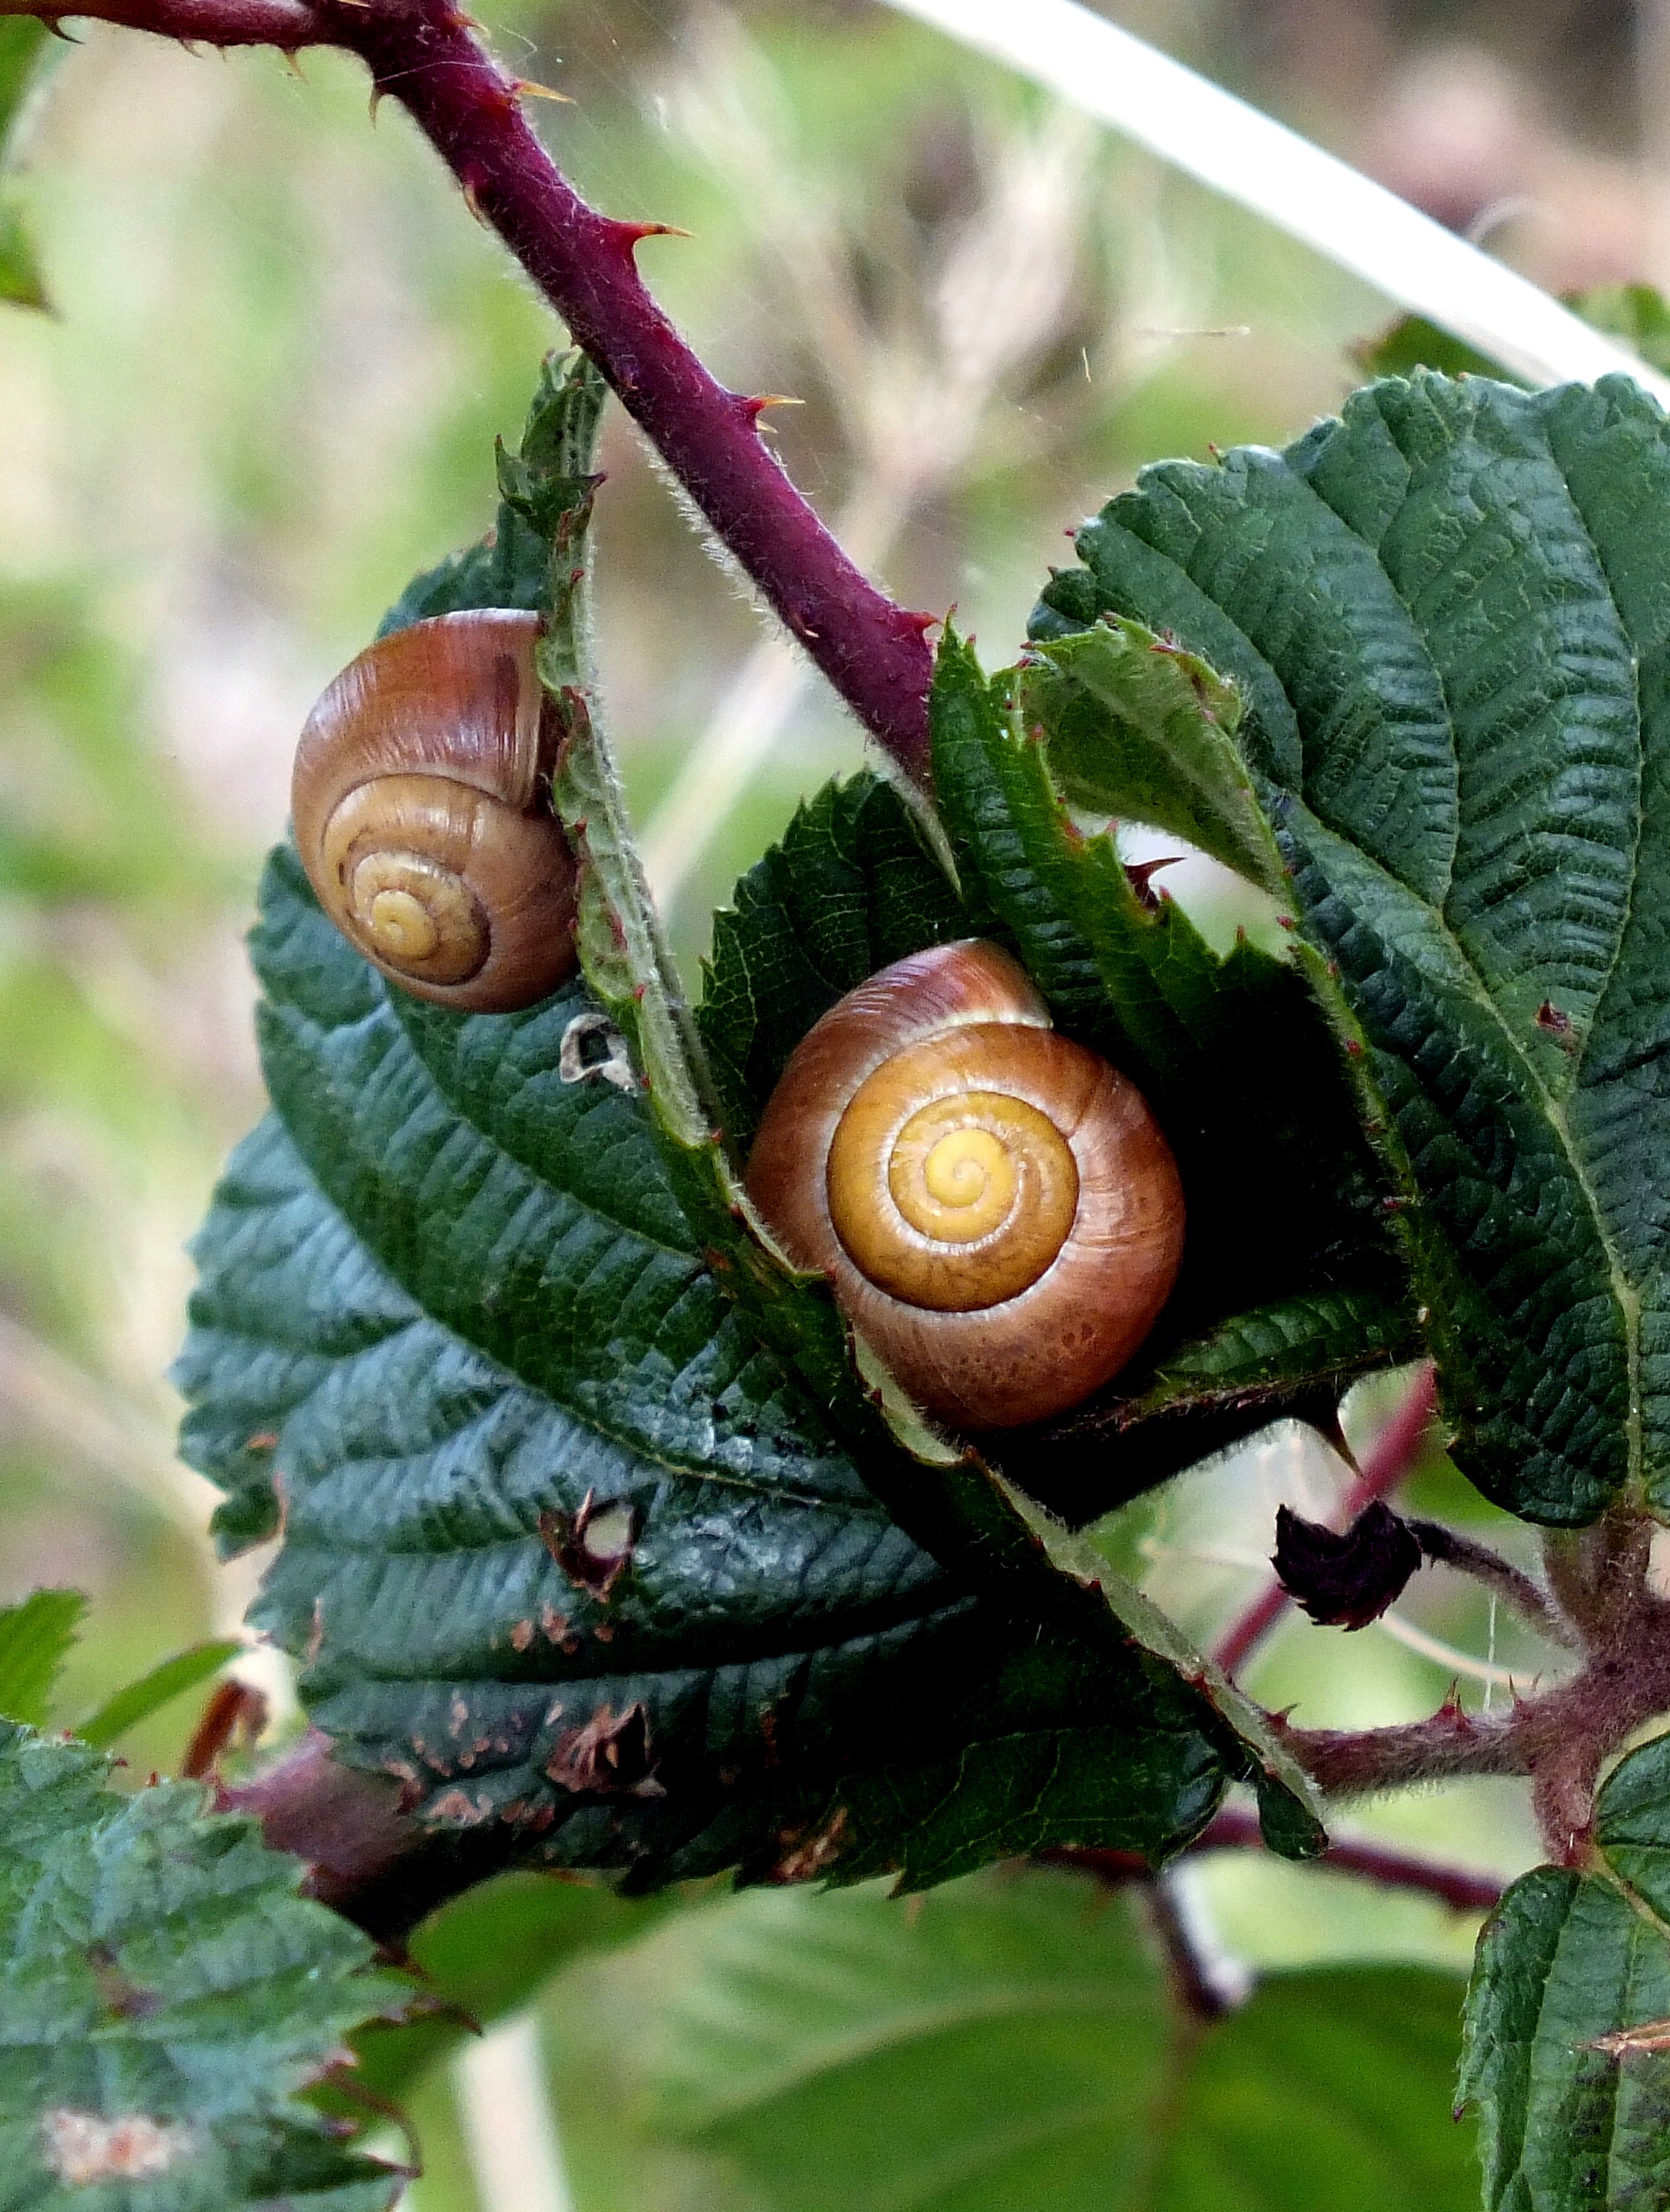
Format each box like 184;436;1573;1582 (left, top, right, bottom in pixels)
745;939;1185;1431
291;609;579;1011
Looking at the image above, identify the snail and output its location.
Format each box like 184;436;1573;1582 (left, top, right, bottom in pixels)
745;940;1185;1431
291;609;579;1011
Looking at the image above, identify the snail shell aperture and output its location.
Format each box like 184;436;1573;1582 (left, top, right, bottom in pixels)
291;609;579;1011
745;939;1185;1430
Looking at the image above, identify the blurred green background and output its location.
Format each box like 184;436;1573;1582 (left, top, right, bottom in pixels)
0;0;1659;2203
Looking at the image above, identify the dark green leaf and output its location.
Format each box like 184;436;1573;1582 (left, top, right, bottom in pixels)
0;1590;85;1728
77;1639;242;1751
637;1868;1474;2211
1032;368;1670;1525
0;1721;407;2209
176;361;1252;1892
1460;1732;1670;2212
174;863;1233;1888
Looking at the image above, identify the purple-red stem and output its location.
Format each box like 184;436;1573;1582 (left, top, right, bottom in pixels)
2;0;937;772
1212;1362;1439;1677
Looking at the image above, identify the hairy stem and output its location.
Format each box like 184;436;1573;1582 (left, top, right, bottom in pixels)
1279;1509;1670;1863
1406;1519;1580;1649
1;0;936;770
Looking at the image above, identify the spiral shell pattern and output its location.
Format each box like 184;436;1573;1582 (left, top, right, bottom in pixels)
292;609;579;1012
745;939;1185;1431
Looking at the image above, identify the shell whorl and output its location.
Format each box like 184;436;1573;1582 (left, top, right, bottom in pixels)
745;940;1185;1431
291;609;579;1012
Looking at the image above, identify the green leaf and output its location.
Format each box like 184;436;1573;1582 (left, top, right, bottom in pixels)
176;361;1247;1894
672;650;1323;1834
1356;313;1519;386
0;21;54;314
1460;1731;1670;2211
0;1721;407;2209
1357;288;1670;389
932;627;1413;1511
176;854;1235;1888
636;1868;1475;2211
0;193;47;313
1570;284;1670;376
1031;367;1670;1526
77;1639;242;1751
351;1871;673;2105
0;20;49;127
0;1590;85;1728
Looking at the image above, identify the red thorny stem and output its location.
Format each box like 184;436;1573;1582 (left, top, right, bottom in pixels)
1212;1361;1440;1677
0;0;937;772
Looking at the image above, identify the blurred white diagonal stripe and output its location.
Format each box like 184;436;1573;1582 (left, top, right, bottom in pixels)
880;0;1670;403
456;2013;572;2212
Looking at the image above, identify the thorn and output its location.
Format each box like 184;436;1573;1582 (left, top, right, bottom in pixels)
461;174;490;228
901;609;939;637
1125;855;1183;910
610;219;693;252
508;76;574;104
43;16;81;40
740;392;804;423
1276;914;1296;929
1345;1037;1364;1055
280;47;306;75
368;85;384;124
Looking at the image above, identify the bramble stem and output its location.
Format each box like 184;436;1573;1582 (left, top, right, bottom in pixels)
1187;1805;1505;1912
1406;1519;1580;1649
0;0;937;772
1052;1807;1505;1915
1280;1506;1670;1864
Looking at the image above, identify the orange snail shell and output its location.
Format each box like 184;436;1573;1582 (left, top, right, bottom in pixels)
291;609;579;1011
745;940;1185;1431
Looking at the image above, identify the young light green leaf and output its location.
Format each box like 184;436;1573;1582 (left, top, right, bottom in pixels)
0;1721;408;2209
1015;614;1283;895
1460;1732;1670;2212
631;1869;1474;2212
76;1638;242;1750
1033;368;1670;1527
0;1590;85;1728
